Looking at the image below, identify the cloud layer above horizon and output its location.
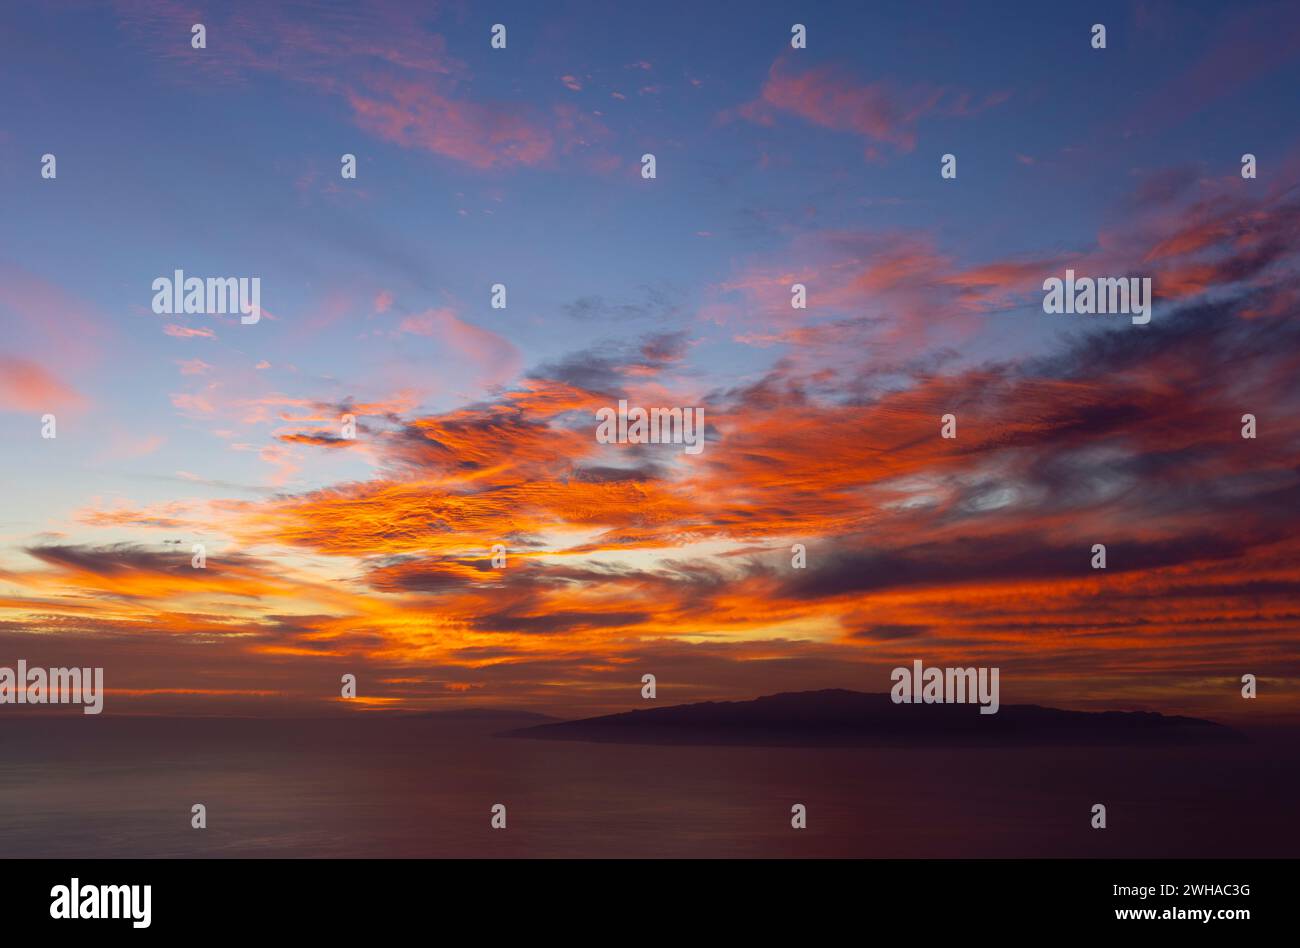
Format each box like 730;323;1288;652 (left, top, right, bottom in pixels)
1;0;1298;721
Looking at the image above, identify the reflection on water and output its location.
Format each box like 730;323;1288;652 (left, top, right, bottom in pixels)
1;715;1295;858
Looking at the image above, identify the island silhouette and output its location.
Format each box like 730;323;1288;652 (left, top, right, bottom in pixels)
507;689;1246;748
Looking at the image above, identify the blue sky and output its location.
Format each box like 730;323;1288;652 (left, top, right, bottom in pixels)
1;0;1298;717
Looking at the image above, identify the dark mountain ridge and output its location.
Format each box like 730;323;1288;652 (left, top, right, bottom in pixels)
508;689;1245;748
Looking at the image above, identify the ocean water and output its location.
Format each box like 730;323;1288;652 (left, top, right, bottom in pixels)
1;715;1296;858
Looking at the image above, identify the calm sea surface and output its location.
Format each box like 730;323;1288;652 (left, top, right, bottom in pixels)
1;715;1296;857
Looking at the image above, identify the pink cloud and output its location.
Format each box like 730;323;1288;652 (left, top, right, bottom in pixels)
346;75;553;170
97;430;166;462
0;357;87;412
164;324;216;339
114;1;578;172
1124;4;1300;135
0;264;111;371
397;308;521;382
170;391;216;416
734;55;1008;156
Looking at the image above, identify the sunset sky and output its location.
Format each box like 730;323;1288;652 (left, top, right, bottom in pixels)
1;0;1298;722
